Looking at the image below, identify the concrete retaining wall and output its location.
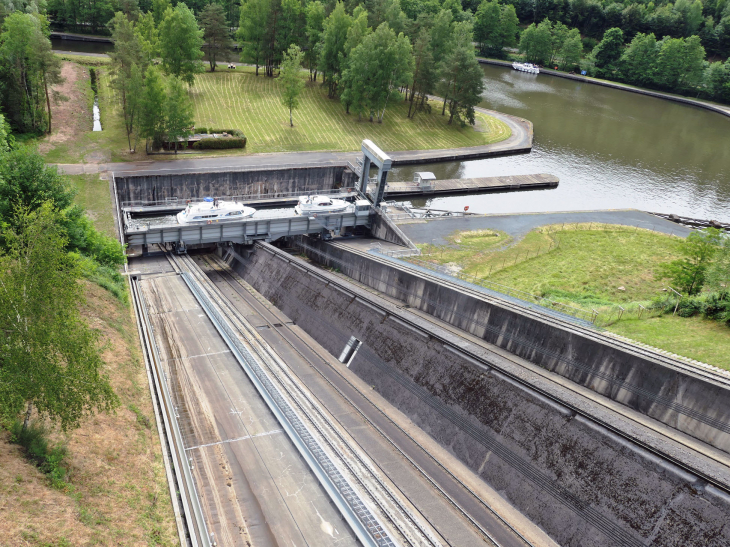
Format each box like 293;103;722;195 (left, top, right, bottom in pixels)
115;166;359;203
229;242;730;547
295;238;730;455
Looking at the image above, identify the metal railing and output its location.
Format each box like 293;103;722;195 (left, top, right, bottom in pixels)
121;187;360;209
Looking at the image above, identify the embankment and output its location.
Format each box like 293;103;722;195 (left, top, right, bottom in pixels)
294;238;730;455
227;241;730;547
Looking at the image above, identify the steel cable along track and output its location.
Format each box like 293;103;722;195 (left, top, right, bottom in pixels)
198;253;525;547
129;276;212;547
251;242;730;543
169;253;399;547
176;253;446;547
310;241;730;434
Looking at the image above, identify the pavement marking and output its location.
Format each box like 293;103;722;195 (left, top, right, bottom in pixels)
162;349;232;362
185;429;283;451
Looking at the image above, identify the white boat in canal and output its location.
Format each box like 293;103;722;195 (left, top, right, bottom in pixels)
176;197;256;224
512;62;540;74
295;195;351;215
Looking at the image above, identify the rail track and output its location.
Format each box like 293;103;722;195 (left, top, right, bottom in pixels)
195;252;533;547
246;240;730;546
167;252;454;547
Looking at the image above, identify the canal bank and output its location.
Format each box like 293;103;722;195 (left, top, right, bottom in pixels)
478;58;730;119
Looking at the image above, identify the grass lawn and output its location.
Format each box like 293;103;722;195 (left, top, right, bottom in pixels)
41;62;511;163
610;316;730;370
67;173;116;237
190;67;510;153
412;223;730;367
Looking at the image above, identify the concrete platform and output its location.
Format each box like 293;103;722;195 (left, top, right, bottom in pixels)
372;173;559;198
397;209;692;246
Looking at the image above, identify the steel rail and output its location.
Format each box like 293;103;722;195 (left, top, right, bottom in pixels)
185;253;449;547
175;265;393;547
258;243;730;493
201;253;520;547
129;277;212;547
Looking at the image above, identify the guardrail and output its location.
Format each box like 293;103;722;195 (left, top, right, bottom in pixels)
121;187;360;209
130;277;212;547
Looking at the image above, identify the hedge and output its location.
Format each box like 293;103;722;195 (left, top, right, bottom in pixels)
194;128;245;139
192;137;247;149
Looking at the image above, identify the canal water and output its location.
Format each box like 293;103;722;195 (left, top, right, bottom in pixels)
390;64;730;222
51;37;114;55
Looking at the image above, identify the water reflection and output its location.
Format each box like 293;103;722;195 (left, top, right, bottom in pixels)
390;65;730;222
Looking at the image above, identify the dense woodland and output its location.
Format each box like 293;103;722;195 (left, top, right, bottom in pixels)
1;0;729;137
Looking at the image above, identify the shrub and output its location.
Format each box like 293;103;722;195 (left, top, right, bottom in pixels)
9;420;68;488
195;126;207;134
192;137;247;149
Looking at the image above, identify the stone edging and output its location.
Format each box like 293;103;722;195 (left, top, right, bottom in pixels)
478;58;730;119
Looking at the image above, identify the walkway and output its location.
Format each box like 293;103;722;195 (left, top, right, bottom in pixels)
397;209;692;246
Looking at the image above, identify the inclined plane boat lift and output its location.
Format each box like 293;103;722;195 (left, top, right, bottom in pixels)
119;140;393;252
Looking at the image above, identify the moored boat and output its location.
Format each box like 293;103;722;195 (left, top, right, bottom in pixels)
176;197;256;224
512;62;540;74
294;195;351;215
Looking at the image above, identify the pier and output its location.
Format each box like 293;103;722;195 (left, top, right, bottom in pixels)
369;173;559;198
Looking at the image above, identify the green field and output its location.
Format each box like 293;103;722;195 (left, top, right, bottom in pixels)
412;223;730;369
190;67;510;153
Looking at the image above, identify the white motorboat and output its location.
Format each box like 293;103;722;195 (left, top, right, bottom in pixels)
176;197;256;224
512;62;540;74
295;195;351;215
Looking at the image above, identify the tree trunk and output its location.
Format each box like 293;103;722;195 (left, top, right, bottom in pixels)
290;108;293;127
22;402;33;433
442;96;447;115
448;101;455;124
44;76;52;134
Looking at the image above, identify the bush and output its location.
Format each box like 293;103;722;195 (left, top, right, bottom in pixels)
192;137;247;150
195;128;245;138
9;420;68;488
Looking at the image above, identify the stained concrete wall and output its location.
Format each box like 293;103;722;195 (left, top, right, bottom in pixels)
370;209;416;249
230;242;730;547
294;239;730;455
115;166;359;203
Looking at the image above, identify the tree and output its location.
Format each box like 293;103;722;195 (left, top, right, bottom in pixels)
656;228;723;295
654;35;706;90
278;44;305;126
558;28;583;70
591;27;624;74
152;0;170;25
238;0;271;76
319;2;352;97
0;147;76;234
408;28;436;118
340;23;412;122
703;59;730;102
305;1;325;80
165;77;194;154
200;3;232;72
135;11;160;64
109;12;146;151
430;9;454;65
705;235;730;292
619;32;657;85
139;65;167;151
0;204;118;432
0;13;63;134
437;40;485;125
158;4;204;85
519;19;553;64
474;0;502;56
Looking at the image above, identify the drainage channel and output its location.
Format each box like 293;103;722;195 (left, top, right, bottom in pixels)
178;269;396;547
